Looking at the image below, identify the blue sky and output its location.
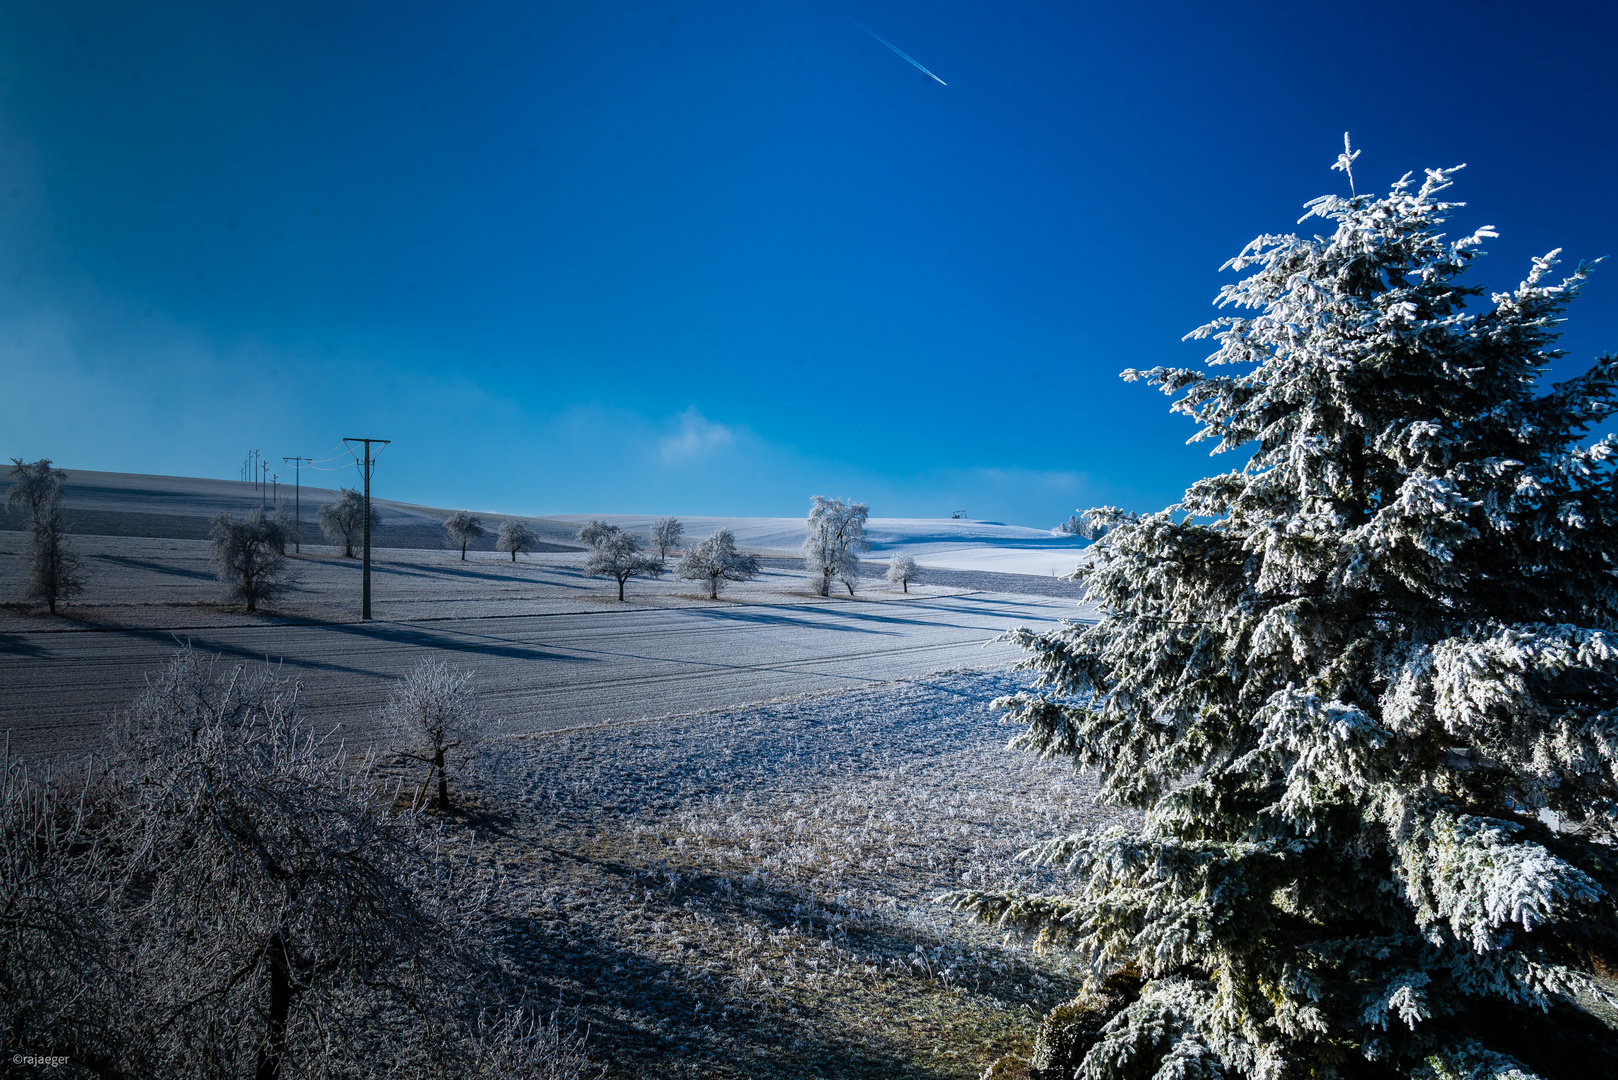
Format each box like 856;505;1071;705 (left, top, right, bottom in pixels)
1;0;1613;525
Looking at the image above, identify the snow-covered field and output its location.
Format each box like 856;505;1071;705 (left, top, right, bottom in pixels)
460;666;1126;1078
0;474;1097;757
0;468;1113;1076
552;513;1095;577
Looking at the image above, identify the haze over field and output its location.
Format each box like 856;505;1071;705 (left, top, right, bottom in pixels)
4;468;1097;576
0;2;1613;524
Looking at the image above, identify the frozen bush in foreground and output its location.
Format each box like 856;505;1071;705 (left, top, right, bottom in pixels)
466;1006;597;1080
210;506;292;612
3;646;590;1080
886;553;919;592
676;528;759;599
498;518;540;561
387;656;488;810
0;743;115;1072
951;147;1618;1078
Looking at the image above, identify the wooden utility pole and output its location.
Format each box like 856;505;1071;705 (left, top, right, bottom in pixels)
343;437;390;620
282;456;310;553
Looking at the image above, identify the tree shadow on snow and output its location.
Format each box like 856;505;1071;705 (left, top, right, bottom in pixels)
92;554;218;581
319;620;596;664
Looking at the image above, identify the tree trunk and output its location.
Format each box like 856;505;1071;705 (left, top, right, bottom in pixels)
511;549;517;562
434;746;450;810
618;576;626;601
460;541;468;560
255;931;293;1080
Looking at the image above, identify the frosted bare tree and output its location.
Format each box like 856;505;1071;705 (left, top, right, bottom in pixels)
886;553;919;592
803;495;868;596
6;457;65;520
8;457;84;614
651;516;684;562
676;528;760;599
443;510;486;560
319;486;378;557
12;649;469;1079
210;506;292;612
497;518;539;561
23;505;84;614
270;502;298;554
0;739;116;1071
578;519;664;600
3;646;593;1080
386;657;488;811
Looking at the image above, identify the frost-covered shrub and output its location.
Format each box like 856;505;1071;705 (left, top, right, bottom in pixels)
387;656;489;810
3;646;587;1080
952;148;1618;1078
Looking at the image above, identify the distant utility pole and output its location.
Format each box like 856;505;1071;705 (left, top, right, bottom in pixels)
271;473;279;509
283;456;310;553
343;437;390;620
260;460;269;508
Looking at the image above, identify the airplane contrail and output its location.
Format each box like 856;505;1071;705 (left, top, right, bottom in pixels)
851;19;947;86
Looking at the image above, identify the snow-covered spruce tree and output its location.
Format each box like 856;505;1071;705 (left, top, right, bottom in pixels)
497;518;539;561
803;495;869;597
444;510;486;560
952;156;1618;1078
676;528;760;599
